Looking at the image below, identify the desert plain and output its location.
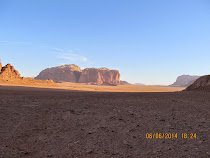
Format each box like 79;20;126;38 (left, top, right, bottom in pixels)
0;83;209;158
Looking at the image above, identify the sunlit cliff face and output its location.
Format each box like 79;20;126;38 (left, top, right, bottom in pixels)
35;64;120;85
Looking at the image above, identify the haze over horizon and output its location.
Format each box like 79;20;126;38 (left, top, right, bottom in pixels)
0;0;210;85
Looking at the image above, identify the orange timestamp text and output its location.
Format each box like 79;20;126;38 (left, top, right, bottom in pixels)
146;133;196;139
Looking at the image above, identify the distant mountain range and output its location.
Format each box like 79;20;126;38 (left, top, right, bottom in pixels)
120;80;131;85
170;75;200;87
120;81;145;85
134;83;145;86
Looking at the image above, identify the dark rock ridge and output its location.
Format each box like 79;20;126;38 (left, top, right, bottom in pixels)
36;65;121;85
170;75;200;87
185;75;210;91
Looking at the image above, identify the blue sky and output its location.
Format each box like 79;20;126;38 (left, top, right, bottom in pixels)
0;0;210;85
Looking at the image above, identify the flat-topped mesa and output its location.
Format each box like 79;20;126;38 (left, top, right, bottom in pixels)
35;64;82;82
35;64;121;85
78;68;120;85
170;75;200;87
0;63;21;79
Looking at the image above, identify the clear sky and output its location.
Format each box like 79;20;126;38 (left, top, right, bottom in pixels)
0;0;210;85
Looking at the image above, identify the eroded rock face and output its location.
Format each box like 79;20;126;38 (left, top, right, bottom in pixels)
78;68;120;85
0;60;55;86
0;63;21;79
35;65;121;85
185;75;210;91
170;75;200;87
35;64;82;82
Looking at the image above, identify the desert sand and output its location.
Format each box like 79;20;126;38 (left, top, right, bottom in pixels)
57;82;185;92
0;84;209;158
0;82;185;93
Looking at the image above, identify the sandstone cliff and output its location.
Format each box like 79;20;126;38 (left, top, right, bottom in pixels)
35;64;82;82
0;64;21;79
78;68;120;85
170;75;200;87
185;75;210;91
35;65;121;85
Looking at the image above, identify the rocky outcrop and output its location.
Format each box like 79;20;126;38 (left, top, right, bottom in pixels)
0;64;21;79
0;60;55;86
185;75;210;91
36;65;121;85
170;75;200;87
78;68;120;85
35;64;82;82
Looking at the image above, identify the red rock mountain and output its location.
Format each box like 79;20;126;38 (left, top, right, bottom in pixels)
35;64;82;82
0;60;55;85
35;65;120;85
78;68;120;85
185;75;210;91
0;63;21;79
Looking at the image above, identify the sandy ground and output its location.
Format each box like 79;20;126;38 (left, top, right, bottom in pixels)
0;85;209;158
0;82;185;92
57;82;185;92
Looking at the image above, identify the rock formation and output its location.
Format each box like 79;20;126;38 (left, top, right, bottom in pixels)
36;65;121;85
185;75;210;91
0;60;55;85
0;63;21;79
170;75;200;87
78;68;120;85
35;64;82;82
